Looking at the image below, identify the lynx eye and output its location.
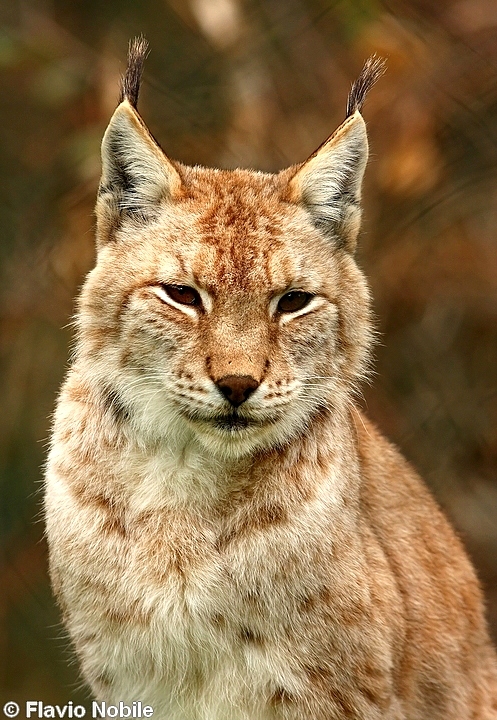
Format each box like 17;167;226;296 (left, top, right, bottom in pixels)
161;284;201;307
277;291;313;314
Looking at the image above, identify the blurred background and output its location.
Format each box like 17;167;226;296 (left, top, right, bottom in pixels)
1;0;497;705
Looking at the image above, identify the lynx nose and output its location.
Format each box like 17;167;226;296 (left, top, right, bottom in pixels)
216;375;260;407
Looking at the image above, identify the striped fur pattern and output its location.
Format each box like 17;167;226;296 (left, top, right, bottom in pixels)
44;43;497;719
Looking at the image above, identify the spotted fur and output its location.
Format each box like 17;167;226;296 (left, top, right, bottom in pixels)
45;44;497;719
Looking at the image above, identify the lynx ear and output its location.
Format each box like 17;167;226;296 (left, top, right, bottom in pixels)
95;37;183;246
96;101;183;245
288;112;368;251
288;56;385;252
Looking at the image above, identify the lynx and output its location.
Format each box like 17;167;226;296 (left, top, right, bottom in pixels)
44;38;497;719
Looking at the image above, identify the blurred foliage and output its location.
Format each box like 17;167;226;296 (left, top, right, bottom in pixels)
1;0;496;704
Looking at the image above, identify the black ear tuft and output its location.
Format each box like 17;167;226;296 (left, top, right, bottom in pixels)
346;55;386;118
119;36;149;109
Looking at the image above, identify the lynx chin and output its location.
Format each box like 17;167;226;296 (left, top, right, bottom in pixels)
44;38;497;719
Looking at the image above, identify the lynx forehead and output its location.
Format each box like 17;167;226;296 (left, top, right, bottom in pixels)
44;37;497;720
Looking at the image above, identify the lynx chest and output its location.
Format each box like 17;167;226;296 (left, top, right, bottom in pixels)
48;455;328;718
47;434;396;720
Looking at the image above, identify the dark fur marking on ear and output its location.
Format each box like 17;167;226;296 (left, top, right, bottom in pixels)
305;191;360;248
346;55;386;118
119;36;149;108
100;134;159;222
103;158;134;197
311;215;346;248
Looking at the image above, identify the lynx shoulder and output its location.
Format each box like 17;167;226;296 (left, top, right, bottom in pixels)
44;39;497;719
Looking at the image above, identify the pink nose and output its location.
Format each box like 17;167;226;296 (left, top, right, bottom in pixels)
215;375;260;407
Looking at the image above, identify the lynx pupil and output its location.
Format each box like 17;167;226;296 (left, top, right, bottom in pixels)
277;290;312;313
163;284;201;307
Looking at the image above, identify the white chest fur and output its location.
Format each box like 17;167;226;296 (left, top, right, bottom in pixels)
46;440;338;720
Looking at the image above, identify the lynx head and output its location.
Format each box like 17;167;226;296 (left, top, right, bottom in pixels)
77;39;384;459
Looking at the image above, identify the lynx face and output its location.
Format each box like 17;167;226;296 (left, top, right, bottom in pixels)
77;106;372;459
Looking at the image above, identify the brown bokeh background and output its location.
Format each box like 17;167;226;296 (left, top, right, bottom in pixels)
1;0;497;706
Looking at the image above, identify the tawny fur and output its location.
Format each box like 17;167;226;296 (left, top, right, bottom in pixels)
44;44;497;719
